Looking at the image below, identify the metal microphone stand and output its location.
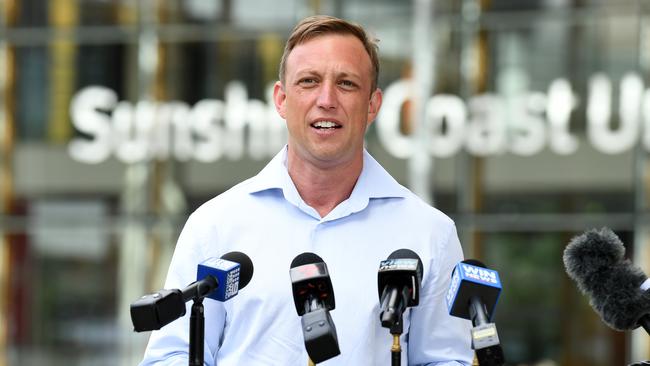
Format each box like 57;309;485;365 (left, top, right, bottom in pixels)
390;315;403;366
189;297;205;366
183;277;217;366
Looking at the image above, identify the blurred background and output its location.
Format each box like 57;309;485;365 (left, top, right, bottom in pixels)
0;0;648;365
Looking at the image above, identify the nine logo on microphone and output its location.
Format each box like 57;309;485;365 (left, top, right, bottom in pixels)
197;257;242;301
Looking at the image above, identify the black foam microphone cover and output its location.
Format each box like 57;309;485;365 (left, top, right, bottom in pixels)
563;227;650;331
377;248;424;307
289;252;335;315
291;252;324;268
221;251;254;289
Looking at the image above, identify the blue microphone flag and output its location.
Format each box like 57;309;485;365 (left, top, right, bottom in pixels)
446;262;502;321
197;257;241;301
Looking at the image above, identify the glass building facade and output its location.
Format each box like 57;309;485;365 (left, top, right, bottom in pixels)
0;0;648;365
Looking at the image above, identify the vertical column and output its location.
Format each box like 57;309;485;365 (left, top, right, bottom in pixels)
410;0;434;204
116;0;157;364
117;0;188;364
631;152;650;361
0;1;17;365
457;0;488;259
48;0;78;143
147;0;186;332
632;2;650;361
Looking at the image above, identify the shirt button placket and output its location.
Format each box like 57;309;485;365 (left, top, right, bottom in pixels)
311;220;325;253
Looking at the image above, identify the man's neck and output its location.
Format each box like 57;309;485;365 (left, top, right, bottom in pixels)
287;153;364;218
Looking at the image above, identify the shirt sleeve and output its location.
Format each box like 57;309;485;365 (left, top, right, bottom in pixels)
139;212;227;366
406;221;474;366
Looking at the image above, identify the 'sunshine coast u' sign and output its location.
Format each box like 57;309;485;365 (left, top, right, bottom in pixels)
69;72;650;164
69;82;287;164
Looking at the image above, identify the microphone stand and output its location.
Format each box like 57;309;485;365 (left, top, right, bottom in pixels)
182;276;216;366
390;316;403;366
380;286;408;366
189;297;205;366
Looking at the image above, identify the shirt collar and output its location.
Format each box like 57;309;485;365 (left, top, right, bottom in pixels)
245;146;407;220
244;147;290;194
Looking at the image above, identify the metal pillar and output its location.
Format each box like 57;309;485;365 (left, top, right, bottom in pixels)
0;1;17;365
457;0;488;259
632;1;650;362
48;0;78;143
116;1;159;364
410;0;435;204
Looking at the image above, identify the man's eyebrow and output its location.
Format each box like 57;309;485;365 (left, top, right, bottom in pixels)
337;71;363;80
291;69;366;84
294;68;320;76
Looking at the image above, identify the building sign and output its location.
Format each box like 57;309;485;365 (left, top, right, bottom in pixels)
377;72;649;158
69;82;287;164
69;72;650;164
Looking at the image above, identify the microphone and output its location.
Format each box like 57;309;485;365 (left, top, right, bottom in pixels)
289;252;340;363
377;249;423;330
194;251;254;302
130;251;254;332
563;227;650;333
446;259;505;366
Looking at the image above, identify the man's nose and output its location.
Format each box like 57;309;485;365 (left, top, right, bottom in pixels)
316;82;337;109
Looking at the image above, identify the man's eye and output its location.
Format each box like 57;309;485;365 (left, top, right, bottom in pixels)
299;78;317;85
339;80;356;88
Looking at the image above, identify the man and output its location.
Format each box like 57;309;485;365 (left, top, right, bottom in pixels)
140;15;472;365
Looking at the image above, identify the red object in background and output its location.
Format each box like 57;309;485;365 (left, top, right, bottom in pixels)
6;198;31;346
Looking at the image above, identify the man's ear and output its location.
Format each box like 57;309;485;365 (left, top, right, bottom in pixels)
366;88;383;126
273;81;287;119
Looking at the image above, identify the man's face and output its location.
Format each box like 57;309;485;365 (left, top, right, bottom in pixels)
273;34;382;169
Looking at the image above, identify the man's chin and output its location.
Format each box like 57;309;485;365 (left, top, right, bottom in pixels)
288;142;361;167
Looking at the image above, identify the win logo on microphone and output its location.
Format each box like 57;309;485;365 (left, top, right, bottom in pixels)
446;262;502;318
462;264;499;285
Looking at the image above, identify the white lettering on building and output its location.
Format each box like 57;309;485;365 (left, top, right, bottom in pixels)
69;82;286;164
376;73;650;159
69;72;650;163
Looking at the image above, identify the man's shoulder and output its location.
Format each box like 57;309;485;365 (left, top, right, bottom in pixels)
392;189;456;228
192;176;265;216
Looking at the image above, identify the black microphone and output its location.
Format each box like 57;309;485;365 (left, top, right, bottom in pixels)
289;252;340;363
377;249;423;330
130;251;254;332
446;259;504;366
563;227;650;333
192;251;254;302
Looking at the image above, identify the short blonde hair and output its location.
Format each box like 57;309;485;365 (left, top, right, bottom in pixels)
278;15;380;92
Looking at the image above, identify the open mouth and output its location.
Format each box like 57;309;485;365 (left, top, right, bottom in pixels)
311;121;342;129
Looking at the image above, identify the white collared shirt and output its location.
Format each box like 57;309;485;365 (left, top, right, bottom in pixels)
140;147;473;365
